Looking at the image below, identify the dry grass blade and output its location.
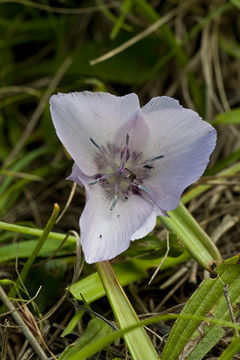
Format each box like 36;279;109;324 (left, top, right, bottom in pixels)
90;9;177;65
0;286;48;360
0;286;42;318
148;233;170;285
0;319;9;360
56;182;77;224
211;214;239;244
0;169;43;181
0;0;120;14
42;231;83;322
223;284;238;336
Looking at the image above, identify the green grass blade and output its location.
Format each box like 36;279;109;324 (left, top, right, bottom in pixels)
69;252;189;303
0;146;49;196
59;318;113;360
162;256;240;360
0;221;76;243
219;336;240;359
64;311;240;360
2;204;60;311
110;0;133;39
212;108;240;125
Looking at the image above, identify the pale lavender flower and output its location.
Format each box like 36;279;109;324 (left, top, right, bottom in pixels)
49;92;216;264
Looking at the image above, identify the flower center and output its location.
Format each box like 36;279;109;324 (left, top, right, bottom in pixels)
89;135;163;210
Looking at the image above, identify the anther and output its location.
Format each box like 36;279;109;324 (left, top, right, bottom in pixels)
143;165;154;169
126;133;129;146
89;178;100;186
110;195;118;211
149;155;164;163
138;184;150;193
90;137;101;150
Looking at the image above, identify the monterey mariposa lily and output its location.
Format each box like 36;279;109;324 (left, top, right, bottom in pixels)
50;92;216;263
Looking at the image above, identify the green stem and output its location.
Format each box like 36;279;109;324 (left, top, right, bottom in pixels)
96;261;160;360
18;203;60;282
160;202;222;271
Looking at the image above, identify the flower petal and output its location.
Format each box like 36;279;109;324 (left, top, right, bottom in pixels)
79;182;154;263
50;92;140;176
114;110;150;153
66;162;86;187
142;96;216;210
130;211;156;241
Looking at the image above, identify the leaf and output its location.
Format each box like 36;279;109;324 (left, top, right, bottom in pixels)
230;0;240;11
213;108;240;125
123;234;184;258
61;310;84;337
162;256;240;360
96;261;160;360
26;259;67;312
0;239;75;264
59;318;113;360
69;252;190;303
219;336;240;359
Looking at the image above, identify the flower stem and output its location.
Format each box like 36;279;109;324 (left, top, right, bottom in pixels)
96;261;160;360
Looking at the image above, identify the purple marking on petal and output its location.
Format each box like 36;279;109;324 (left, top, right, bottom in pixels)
126;148;130;162
119;163;125;173
131;186;141;195
132;151;136;160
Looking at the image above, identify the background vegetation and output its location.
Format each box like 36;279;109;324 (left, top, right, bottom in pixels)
0;0;240;359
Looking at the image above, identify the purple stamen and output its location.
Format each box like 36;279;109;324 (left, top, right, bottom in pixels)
89;133;159;211
120;149;124;159
120;146;130;163
119;163;125;173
